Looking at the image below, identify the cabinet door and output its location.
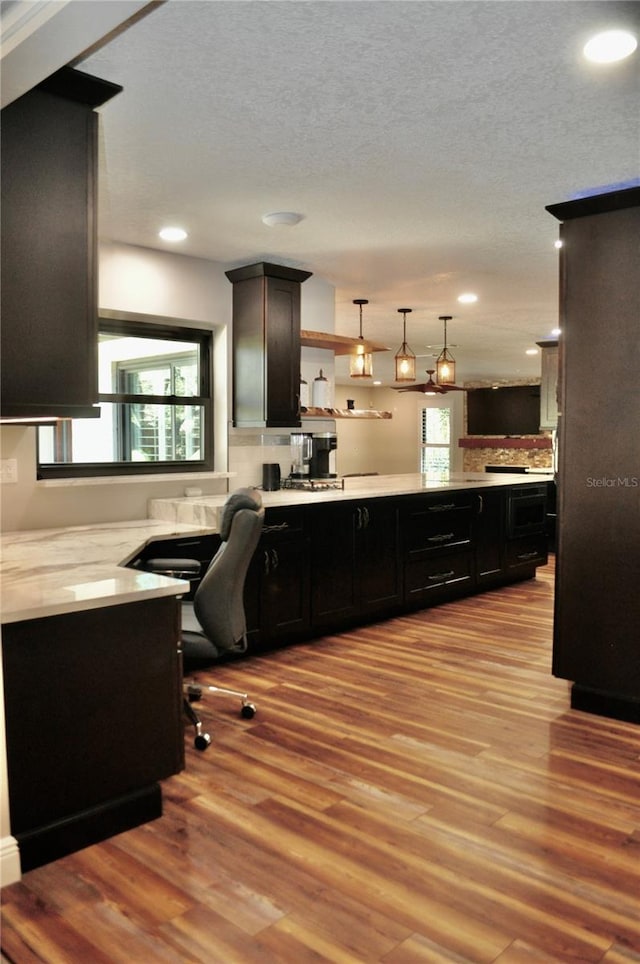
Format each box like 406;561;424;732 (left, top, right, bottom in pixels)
357;498;402;614
310;502;359;627
0;70;120;419
539;343;559;429
245;507;311;648
228;263;310;428
474;489;505;583
1;90;97;417
264;276;302;426
262;534;311;641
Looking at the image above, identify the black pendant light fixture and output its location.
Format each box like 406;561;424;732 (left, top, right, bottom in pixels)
436;315;456;386
394;308;416;382
350;298;373;378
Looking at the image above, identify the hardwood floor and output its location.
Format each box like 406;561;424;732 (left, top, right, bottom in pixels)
2;560;639;963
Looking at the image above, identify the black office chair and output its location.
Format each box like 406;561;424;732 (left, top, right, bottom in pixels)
144;487;265;750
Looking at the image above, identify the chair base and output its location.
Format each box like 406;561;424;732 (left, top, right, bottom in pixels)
183;681;257;750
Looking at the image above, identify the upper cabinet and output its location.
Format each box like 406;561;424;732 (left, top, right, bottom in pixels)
1;67;122;420
537;339;559;430
226;262;312;428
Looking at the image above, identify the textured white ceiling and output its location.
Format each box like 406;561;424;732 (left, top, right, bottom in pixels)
79;0;639;383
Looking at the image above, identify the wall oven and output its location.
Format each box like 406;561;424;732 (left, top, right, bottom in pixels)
506;484;548;539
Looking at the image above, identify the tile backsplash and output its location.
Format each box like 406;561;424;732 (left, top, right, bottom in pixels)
228;421;336;488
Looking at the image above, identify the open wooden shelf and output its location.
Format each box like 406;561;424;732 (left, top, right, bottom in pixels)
302;407;392;419
300;330;389;355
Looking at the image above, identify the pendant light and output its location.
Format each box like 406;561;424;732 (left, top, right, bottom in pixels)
350;298;373;378
394;308;416;382
436;315;456;386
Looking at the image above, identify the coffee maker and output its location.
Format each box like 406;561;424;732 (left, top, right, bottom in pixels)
310;432;337;479
290;432;313;478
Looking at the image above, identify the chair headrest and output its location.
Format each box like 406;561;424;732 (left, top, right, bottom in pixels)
219;487;263;541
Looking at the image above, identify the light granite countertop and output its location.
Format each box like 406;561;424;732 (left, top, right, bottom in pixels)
0;519;212;624
148;472;552;526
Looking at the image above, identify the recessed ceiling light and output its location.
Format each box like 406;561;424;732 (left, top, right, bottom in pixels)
551;327;561;336
373;380;382;386
262;212;304;227
457;293;478;304
554;239;563;249
526;348;539;356
583;29;637;64
159;226;187;242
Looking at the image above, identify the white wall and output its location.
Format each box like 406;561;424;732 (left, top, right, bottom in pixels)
0;243;232;532
335;385;465;477
0;245;339;532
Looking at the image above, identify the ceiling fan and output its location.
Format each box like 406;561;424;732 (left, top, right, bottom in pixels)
393;315;466;394
393;369;466;395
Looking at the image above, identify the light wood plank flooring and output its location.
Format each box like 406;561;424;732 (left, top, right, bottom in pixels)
2;560;639;963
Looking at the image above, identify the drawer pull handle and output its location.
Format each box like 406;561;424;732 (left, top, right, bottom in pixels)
427;532;455;543
428;503;456;512
516;551;539;560
428;570;456;582
264;522;289;533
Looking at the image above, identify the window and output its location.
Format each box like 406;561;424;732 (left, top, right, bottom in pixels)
37;318;213;478
420;406;451;476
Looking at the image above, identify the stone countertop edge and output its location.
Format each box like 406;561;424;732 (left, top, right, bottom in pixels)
148;472;551;523
0;519;214;625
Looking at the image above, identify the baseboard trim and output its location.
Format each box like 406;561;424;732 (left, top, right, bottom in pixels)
15;783;162;873
1;833;21;887
571;684;640;724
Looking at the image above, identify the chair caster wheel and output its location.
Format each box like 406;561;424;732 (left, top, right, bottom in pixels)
194;732;211;750
241;703;256;719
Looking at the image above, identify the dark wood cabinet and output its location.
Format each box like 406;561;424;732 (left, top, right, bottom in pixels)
402;491;474;605
309;502;360;627
129;483;547;659
244;507;311;648
309;498;402;629
547;187;640;722
474;489;505;583
0;67;121;420
226;262;312;427
2;597;184;871
357;498;403;616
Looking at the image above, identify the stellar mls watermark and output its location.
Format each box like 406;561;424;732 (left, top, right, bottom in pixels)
586;476;638;487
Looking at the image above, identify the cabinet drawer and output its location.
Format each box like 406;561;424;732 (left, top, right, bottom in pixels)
405;550;473;602
506;535;548;569
405;505;472;555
